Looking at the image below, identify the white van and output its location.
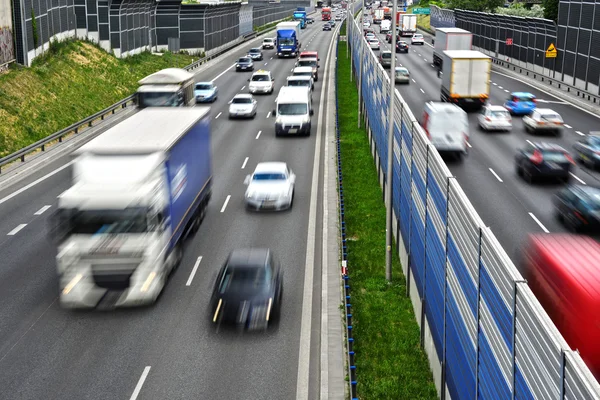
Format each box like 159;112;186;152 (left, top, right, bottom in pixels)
292;67;315;89
422;102;469;159
380;19;391;33
273;86;313;136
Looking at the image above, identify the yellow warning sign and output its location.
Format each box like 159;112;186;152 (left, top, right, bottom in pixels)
546;43;557;58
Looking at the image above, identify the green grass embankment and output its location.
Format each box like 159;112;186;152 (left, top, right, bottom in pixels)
0;40;194;158
337;40;437;399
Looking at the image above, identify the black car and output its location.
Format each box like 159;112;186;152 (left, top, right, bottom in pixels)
236;57;254;72
554;185;600;232
573;133;600;169
396;41;409;53
210;248;283;331
247;48;263;61
323;23;331;31
515;142;574;183
307;17;314;24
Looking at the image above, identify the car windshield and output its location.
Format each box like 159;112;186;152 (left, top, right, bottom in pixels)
219;266;271;294
288;80;310;87
253;172;287;180
195;84;212;90
238;58;250;63
63;208;150;235
232;97;252;104
278;103;308;115
294;72;313;77
249;49;260;53
395;69;408;75
252;75;270;81
264;39;273;43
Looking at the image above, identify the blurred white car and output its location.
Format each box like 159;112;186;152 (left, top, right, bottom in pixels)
229;94;258;119
248;70;275;94
368;38;380;50
478;105;512;132
363;21;371;28
523;108;564;136
244;162;296;211
365;32;376;40
394;67;410;84
411;33;424;45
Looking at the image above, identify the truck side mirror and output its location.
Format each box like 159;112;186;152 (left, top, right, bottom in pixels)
244;175;251;185
318;58;320;61
272;109;276;115
310;109;314;116
247;79;250;82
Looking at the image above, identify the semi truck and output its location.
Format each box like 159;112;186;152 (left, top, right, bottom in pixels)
276;21;302;57
373;8;384;24
293;10;307;29
52;108;212;309
398;14;417;36
433;27;473;68
316;1;323;8
440;50;490;110
321;6;331;20
136;68;195;108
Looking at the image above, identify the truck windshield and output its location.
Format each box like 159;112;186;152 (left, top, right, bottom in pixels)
279;38;295;46
288;80;310;87
138;92;181;107
67;209;149;234
278;103;308;115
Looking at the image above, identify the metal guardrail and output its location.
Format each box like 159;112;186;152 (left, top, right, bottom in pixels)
0;18;294;174
0;94;136;173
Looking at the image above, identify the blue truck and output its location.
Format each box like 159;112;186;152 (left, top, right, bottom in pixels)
54;107;212;308
293;10;307;28
276;21;302;58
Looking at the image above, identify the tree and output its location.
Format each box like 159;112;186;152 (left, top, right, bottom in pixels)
447;0;504;12
541;0;559;22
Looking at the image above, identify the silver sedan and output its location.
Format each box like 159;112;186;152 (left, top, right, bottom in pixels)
229;94;257;119
244;162;296;211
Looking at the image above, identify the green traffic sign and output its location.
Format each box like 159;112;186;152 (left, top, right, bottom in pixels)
413;7;430;14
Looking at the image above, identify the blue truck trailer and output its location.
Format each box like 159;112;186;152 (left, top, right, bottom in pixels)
276;21;302;57
54;107;212;308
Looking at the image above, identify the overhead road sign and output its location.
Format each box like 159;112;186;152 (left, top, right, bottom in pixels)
546;43;557;58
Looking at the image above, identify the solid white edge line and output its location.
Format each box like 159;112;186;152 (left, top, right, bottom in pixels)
186;256;203;286
0;160;74;206
570;172;586;185
297;19;336;400
34;205;52;215
7;224;27;236
488;168;504;183
255;130;262;139
241;157;249;169
215;112;222;119
129;366;151;400
210;64;236;82
220;195;231;213
529;212;550;233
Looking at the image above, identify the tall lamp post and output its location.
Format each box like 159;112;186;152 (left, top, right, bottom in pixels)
357;0;364;127
385;0;398;282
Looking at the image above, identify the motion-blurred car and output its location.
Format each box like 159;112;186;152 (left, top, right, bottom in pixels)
378;50;395;69
286;76;314;95
573;132;600;169
386;32;393;42
248;70;275;94
292;66;315;89
247;48;264;61
335;15;342;21
396;41;409;53
504;92;536;115
262;38;275;49
323;23;332;31
363;21;371;28
477;104;512;132
236;57;254;72
394;67;410;84
298;51;319;61
295;58;319;81
330;20;336;26
307;17;314;24
210;248;283;331
244;162;296;211
411;33;424;45
228;94;258;119
368;38;380;50
554;185;600;232
194;82;218;103
364;28;375;36
523;108;564;136
515;142;574;183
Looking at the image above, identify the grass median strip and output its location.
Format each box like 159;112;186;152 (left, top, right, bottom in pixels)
0;40;193;158
337;43;437;399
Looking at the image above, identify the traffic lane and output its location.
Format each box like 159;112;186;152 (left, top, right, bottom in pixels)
0;24;332;398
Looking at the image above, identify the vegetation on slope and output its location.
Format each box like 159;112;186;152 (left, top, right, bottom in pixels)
0;40;193;157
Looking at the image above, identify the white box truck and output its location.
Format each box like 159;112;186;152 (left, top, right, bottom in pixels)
52;108;212;309
399;14;417;36
433;27;473;68
440;50;491;110
137;68;196;107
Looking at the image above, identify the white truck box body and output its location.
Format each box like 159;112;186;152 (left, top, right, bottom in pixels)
441;50;491;98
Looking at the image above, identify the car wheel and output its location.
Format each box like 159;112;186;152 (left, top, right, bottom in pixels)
289;190;294;209
516;165;523;177
584;157;595;169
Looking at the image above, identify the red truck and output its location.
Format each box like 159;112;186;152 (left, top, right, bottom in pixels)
524;234;600;378
322;7;331;21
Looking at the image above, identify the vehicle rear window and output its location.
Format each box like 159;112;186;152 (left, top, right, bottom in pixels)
491;110;509;118
541;113;563;122
298;60;317;67
288;80;310;87
381;52;392;59
253;173;287;180
541;151;568;162
220;266;270;294
514;95;534;102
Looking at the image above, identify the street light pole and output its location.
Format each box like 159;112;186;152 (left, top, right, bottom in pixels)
357;1;364;128
385;0;398;282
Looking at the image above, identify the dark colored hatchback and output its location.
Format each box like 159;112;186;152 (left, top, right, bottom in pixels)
396;41;409;53
554;185;600;232
573;133;600;170
210;248;283;331
515;142;575;183
236;57;254;72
